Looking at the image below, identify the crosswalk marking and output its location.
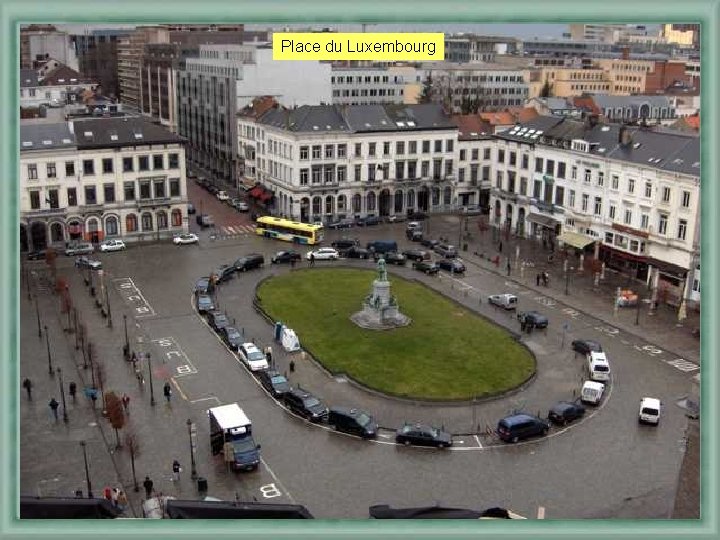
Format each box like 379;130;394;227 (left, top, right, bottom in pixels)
214;225;256;238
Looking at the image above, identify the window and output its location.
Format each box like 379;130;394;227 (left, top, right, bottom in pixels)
172;209;182;227
609;205;616;219
26;163;38;180
354;143;362;157
509;152;516;167
535;158;543;173
123;157;133;172
593;197;602;216
367;164;376;181
597;171;604;186
557;162;566;178
545;159;554;176
369;143;376;156
521;154;529;169
498;149;505;163
84;186;97;205
141;213;153;231
662;186;671;203
459;149;466;161
169;153;179;168
677;219;687;240
569;190;576;208
446;140;454;153
102;158;113;174
611;175;619;189
533;180;542;199
520;177;528;196
554;186;564;205
323;166;334;183
409;141;417;154
311;145;321;159
67;188;77;206
458;169;465;183
644;182;652;198
170;179;180;197
658;213;668;235
624;209;632;225
337;166;346;182
397;142;405;155
106;217;118;236
383;142;391;156
300;169;309;185
126;214;137;233
154;179;165;198
445;159;454;176
83;160;96;175
581;193;589;212
157;211;168;230
324;145;334;159
434;140;442;152
46;163;56;178
138;156;149;171
641;213;649;229
104;184;115;203
681;191;691;208
421;161;430;178
124;182;135;201
312;167;321;184
300;146;309;160
139;181;151;199
422;141;430;154
483;148;490;160
584;169;591;183
571;166;577;180
338;144;346;158
481;165;490;181
65;161;75;176
627;178;635;194
29;191;40;209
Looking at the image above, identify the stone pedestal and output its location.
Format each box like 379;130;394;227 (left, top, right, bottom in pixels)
351;277;411;330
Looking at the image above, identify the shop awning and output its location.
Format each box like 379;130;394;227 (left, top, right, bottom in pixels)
248;186;264;199
557;231;596;250
259;191;273;202
525;213;559;229
647;258;688;277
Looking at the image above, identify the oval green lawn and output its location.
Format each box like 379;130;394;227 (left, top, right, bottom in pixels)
257;268;535;400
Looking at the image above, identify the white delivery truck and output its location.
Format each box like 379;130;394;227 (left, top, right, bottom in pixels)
580;380;605;405
208;403;261;471
587;351;611;382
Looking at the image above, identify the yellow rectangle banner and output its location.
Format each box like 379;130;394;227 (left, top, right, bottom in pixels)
273;33;444;61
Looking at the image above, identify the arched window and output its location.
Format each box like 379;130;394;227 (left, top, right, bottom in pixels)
50;223;64;243
366;191;376;212
312;196;321;215
157;211;168;229
406;189;415;209
394;190;404;213
443;186;452;205
352;194;362;214
105;217;118;236
141;212;153;231
171;209;182;227
324;196;334;215
126;214;137;233
337;195;347;212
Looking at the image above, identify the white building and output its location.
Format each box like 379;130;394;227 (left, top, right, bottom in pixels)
331;65;421;106
238;103;477;223
20;117;188;251
490;116;700;307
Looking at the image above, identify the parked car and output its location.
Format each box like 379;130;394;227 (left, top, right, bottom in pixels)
306;248;339;261
437;259;465;274
211;264;236;283
356;215;380;227
548;400;586;425
406;221;422;232
639;397;661;425
74;256;102;270
420;238;439;249
207;311;230;333
366;240;398;254
434;244;458;258
386;214;406;223
99;239;126;252
395;423;452;448
187;203;196;215
328;407;378;439
271;250;301;264
496;413;549;443
402;249;430;262
412;261;439;275
373;251;406;265
283;388;328;422
571;339;603;355
194;277;213;296
344;246;371;259
26;250;47;261
488;293;518;310
407;211;428;220
196;294;215;314
406;229;423;242
65;242;94;256
173;233;199;245
238;343;269;371
196;214;215;228
328;218;355;230
331;239;358;252
216;190;230;201
220;326;244;352
257;369;291;398
580;380;605;405
587;351;611;382
517;310;549;329
234;253;265;272
235;201;249;212
208;185;219;196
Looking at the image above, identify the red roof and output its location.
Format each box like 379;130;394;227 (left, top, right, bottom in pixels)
450;114;493;140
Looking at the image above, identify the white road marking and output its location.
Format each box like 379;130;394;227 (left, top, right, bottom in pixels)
537;506;546;519
474;435;483;448
378;433;392;439
259;457;296;503
190;396;221;404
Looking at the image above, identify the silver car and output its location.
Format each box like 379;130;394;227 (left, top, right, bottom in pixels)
65;242;94;256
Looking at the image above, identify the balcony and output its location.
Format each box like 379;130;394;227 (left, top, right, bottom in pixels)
23;207;66;219
78;204;105;213
136;197;172;208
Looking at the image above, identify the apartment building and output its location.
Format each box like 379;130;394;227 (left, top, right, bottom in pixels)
444;35;521;63
330;65;421;106
117;26;169;112
20;117;188;251
20;66;97;109
489;115;700;307
527;66;611;99
20;25;78;71
72;29;129;99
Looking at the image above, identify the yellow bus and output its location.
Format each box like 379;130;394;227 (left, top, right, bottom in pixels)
255;216;324;245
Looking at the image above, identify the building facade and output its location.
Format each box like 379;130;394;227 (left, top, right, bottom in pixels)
20;117;188;251
444;35;521;63
21;25;79;71
330;65;421;106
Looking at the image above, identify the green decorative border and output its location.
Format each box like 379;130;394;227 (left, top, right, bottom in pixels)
2;0;717;538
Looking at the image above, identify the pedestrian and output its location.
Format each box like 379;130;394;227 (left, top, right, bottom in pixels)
131;351;137;365
68;381;77;402
172;459;181;482
163;382;172;402
116;489;128;511
22;378;32;400
103;486;112;502
519;315;526;332
121;393;130;414
111;487;119;507
289;359;295;373
498;241;503;253
90;390;98;408
536;273;541;287
290;257;296;269
265;346;273;366
48;398;59;420
542;238;547;249
506;259;511;276
543;271;549;287
143;476;154;499
309;252;315;267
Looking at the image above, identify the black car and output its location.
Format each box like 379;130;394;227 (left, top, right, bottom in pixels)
395;423;452;448
257;369;291;398
517;310;549;329
420;238;439;249
220;326;243;351
402;249;430;262
373;251;406;265
406;230;423;242
74;256;102;270
207;311;230;333
497;413;550;443
211;264;236;283
328;218;355;230
328;407;378;439
357;215;380;227
196;294;215;314
234;253;265;272
271;250;301;264
283;388;328;422
344;246;371;259
208;185;219;195
437;259;466;274
194;277;214;296
548;400;586;425
26;250;47;261
571;339;603;355
331;239;359;252
412;261;439;275
407;211;428;220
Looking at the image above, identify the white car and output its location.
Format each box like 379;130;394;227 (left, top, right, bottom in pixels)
216;190;230;201
306;248;339;260
639;397;661;425
238;343;269;372
173;233;199;245
488;293;518;310
99;239;126;252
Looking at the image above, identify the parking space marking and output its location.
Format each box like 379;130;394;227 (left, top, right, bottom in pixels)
170;378;188;401
113;277;156;317
190;396;221;405
259;457;296;504
151;336;198;377
474;435;483;448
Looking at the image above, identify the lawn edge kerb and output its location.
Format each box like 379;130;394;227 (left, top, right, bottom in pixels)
253;267;537;403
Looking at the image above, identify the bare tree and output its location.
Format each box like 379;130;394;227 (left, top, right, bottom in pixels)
124;431;141;492
105;391;126;449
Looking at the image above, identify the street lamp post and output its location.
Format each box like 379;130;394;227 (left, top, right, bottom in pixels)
44;325;54;376
105;285;113;328
79;441;93;498
123;315;129;359
57;367;68;423
147;353;155;406
187;419;198;480
635;294;642;325
35;295;42;339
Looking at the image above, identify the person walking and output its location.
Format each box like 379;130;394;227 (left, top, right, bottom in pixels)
498;241;503;253
48;398;59;421
172;459;182;482
103;486;112;502
265;346;273;366
309;252;315;267
143;476;154;499
111;488;120;507
68;381;77;402
506;259;511;276
121;393;130;414
536;273;541;287
22;378;33;400
116;489;128;511
163;382;172;403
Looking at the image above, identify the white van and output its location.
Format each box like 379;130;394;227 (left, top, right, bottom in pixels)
587;351;611;381
639;397;661;425
580;380;605;405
